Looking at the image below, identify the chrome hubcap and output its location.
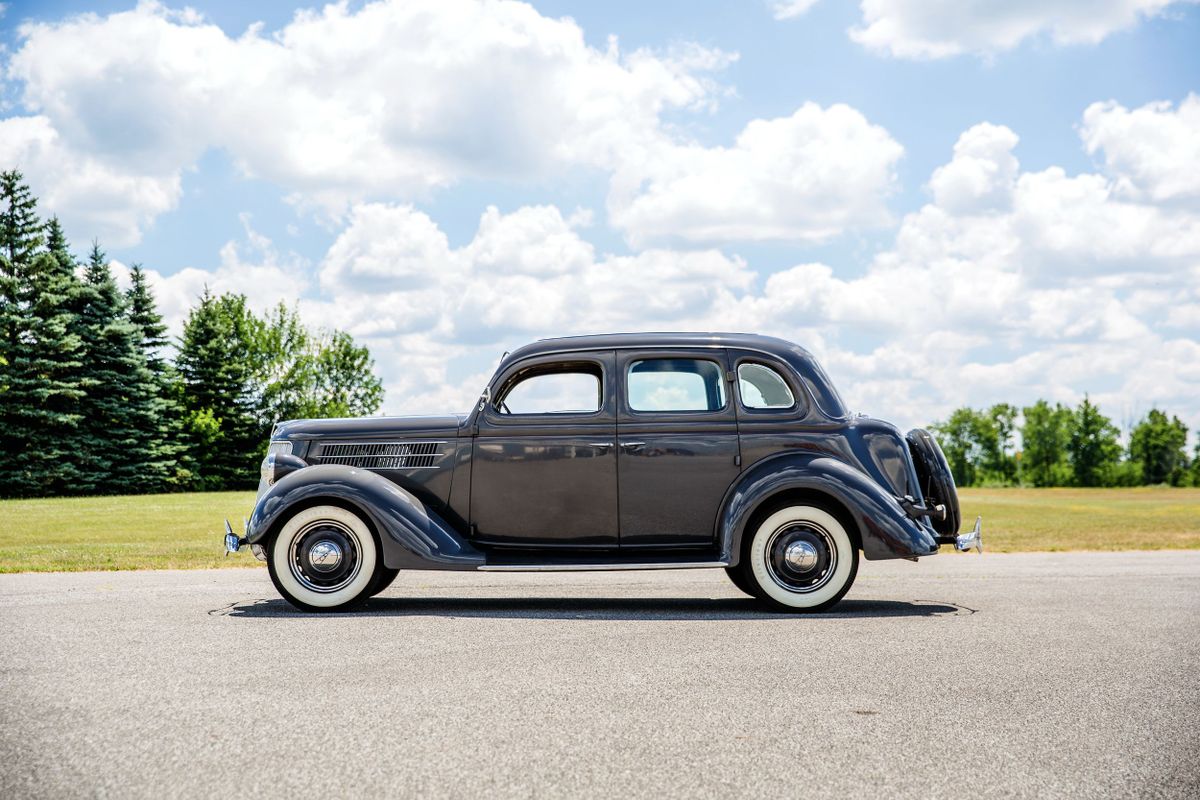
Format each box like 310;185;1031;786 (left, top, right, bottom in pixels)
765;521;837;594
308;540;343;572
784;540;819;571
288;521;362;593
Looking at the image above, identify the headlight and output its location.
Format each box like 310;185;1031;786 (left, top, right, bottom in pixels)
261;453;278;485
260;451;307;486
267;440;292;456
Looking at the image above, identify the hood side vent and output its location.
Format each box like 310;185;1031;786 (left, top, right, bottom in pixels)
314;440;444;470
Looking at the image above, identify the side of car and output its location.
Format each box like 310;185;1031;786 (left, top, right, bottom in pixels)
229;333;979;614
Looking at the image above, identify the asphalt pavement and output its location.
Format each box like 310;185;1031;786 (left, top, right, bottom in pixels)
1;551;1198;799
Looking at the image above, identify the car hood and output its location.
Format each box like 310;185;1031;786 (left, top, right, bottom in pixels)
272;414;468;441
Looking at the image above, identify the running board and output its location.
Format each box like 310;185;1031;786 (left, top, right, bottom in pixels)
478;561;729;572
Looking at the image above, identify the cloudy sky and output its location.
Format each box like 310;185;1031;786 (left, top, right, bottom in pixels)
1;0;1198;437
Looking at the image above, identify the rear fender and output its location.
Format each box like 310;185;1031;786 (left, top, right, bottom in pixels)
720;452;939;564
246;464;484;570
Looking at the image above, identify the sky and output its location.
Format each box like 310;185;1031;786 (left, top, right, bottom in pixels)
1;0;1198;439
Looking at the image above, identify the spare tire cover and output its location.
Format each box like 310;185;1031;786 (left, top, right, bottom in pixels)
905;428;961;537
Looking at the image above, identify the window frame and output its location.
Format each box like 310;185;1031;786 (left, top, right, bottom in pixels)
623;355;730;416
491;358;608;420
732;356;807;417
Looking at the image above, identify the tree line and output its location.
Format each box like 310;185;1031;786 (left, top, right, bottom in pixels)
0;171;383;498
932;398;1199;488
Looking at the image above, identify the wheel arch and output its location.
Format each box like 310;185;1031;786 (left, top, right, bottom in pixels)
247;464;485;571
719;452;939;566
737;487;863;562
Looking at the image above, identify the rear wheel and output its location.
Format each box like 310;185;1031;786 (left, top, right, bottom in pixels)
724;566;759;598
735;505;858;613
267;505;380;612
368;567;400;597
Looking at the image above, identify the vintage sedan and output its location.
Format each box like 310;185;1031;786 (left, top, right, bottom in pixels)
225;333;981;613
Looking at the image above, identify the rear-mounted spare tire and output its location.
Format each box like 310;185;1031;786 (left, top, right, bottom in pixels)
906;428;961;538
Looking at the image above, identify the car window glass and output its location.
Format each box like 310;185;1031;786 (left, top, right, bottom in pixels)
738;362;795;409
627;358;725;412
501;370;601;414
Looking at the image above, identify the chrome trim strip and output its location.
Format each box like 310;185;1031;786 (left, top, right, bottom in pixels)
478;561;729;572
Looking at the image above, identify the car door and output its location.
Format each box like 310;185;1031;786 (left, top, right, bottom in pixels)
616;349;741;546
470;351;619;547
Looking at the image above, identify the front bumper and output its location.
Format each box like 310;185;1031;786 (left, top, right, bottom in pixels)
224;519;267;562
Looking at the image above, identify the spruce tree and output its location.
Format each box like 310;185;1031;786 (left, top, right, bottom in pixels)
125;264;186;490
0;173;85;497
75;243;160;494
176;290;265;489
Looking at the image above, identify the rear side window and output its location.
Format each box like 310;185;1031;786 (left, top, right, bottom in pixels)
738;362;795;409
627;358;726;412
500;368;601;414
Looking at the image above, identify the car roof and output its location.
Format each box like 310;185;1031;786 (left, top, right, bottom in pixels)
501;332;812;366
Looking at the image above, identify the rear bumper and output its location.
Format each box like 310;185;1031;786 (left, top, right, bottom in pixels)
932;515;983;552
954;516;983;553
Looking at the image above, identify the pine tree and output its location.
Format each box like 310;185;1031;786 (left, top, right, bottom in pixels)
125;264;186;490
176;290;265;490
0;173;86;497
75;242;160;494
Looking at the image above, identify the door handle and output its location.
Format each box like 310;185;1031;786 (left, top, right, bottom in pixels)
592;442;614;452
620;441;646;450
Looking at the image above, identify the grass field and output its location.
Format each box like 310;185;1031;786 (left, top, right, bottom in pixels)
1;487;1198;573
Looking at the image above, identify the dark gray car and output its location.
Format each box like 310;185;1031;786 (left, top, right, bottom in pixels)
225;332;981;612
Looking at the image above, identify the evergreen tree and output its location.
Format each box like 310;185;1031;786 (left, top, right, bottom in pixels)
1067;395;1122;487
125;264;186;490
0;173;85;496
1021;400;1073;487
176;290;265;490
75;243;161;494
126;265;170;372
1129;409;1189;486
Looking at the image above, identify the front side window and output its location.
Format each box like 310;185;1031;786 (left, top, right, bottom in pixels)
627;358;726;412
499;367;601;414
738;362;796;410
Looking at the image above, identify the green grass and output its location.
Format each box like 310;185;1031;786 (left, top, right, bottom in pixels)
0;487;1197;572
958;487;1200;552
0;491;259;573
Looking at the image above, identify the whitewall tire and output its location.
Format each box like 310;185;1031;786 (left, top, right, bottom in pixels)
267;505;380;612
741;505;858;612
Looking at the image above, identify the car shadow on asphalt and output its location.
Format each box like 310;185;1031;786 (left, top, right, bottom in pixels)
215;596;973;620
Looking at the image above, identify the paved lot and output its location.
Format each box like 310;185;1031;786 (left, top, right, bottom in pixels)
1;552;1198;799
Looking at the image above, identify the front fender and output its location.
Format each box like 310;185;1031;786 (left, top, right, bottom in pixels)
246;464;484;570
720;452;939;564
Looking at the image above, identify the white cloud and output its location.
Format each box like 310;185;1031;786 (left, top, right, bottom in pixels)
0;115;180;247
1080;94;1200;205
609;103;903;245
3;0;904;247
142;215;310;333
849;0;1199;59
4;0;736;243
769;1;821;20
126;96;1200;435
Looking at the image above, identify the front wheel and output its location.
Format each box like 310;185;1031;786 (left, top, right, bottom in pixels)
735;505;859;613
267;505;381;612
